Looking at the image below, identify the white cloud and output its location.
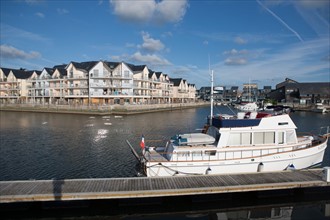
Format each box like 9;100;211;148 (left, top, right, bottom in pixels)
130;52;171;66
213;37;330;87
110;0;155;22
224;58;248;66
223;49;249;56
139;32;165;52
223;49;250;66
110;0;188;24
57;8;69;15
234;36;247;44
155;0;189;24
297;0;330;9
35;12;45;18
0;44;41;59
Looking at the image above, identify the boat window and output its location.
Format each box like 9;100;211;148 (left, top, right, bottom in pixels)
253;132;275;145
205;150;216;156
206;126;220;142
264;132;275;144
192;151;202;157
228;132;252;146
278;132;284;144
241;133;252;145
286;130;297;144
228;133;241;145
177;151;190;158
166;144;174;160
254;132;264;145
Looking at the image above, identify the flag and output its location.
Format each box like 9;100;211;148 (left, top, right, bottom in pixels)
140;135;145;149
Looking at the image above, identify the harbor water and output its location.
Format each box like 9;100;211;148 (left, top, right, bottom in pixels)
0;106;329;219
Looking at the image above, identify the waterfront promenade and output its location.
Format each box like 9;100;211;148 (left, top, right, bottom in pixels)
0;102;208;115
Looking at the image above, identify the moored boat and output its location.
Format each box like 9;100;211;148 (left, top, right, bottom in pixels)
312;103;328;113
128;112;328;177
126;71;329;177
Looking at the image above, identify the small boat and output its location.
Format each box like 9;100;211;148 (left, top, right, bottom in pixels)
312;103;328;113
260;105;294;114
237;102;259;112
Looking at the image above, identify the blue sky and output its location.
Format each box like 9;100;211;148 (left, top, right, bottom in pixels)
1;0;329;89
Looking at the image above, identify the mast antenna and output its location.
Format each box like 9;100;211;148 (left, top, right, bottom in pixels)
209;55;213;126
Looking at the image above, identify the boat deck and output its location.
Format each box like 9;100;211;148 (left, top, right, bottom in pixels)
0;169;329;203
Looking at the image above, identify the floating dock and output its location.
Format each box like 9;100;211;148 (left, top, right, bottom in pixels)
1;168;329;203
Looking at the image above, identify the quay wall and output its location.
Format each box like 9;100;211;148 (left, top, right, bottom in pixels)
0;102;209;115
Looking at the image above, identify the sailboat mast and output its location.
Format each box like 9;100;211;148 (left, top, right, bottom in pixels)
210;70;214;126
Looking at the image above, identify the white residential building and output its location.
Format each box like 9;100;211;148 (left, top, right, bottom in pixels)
0;61;196;105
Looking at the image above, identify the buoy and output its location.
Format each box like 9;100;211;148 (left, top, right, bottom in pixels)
257;162;264;172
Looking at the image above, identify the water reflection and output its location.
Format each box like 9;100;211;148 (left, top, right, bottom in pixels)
119;202;329;220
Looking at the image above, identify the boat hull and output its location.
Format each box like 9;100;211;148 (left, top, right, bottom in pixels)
145;139;328;177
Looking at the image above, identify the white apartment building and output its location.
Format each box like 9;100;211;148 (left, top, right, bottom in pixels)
0;61;196;105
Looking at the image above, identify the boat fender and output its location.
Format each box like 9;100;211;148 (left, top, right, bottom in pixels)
206;167;212;174
257;162;264;172
287;164;295;170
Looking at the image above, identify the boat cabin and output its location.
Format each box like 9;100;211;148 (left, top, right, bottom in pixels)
161;114;299;162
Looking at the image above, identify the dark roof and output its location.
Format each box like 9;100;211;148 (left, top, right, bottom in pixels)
44;67;55;75
25;70;41;76
276;78;299;89
56;68;67;76
170;78;183;86
71;61;98;71
1;68;12;76
124;62;146;73
1;67;34;79
104;61;120;69
53;64;67;69
286;82;330;96
155;72;162;78
11;69;33;79
148;71;155;78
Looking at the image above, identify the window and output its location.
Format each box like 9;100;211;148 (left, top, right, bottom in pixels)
178;151;190;158
93;69;99;77
124;70;130;78
228;133;241;145
265;132;275;144
192;151;202;157
254;132;264;145
286;130;296;144
241;133;251;145
278;132;284;144
254;132;275;145
205;150;216;156
228;133;252;146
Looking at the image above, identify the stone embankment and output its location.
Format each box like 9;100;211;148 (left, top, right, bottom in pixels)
0;102;209;115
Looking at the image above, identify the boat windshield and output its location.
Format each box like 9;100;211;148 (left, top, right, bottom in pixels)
206;126;220;143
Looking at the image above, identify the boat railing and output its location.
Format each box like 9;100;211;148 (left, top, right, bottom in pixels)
146;141;321;163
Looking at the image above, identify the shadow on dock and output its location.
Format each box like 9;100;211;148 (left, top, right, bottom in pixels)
52;179;64;201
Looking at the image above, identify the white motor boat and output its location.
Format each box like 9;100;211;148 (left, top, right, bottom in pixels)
130;112;328;177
